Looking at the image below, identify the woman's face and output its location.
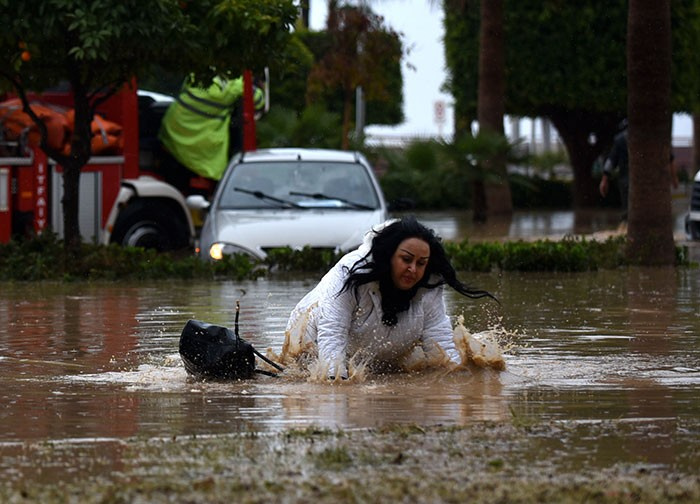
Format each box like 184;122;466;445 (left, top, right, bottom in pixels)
390;237;430;290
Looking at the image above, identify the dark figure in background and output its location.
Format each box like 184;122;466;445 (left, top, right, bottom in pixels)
599;121;679;222
599;124;629;221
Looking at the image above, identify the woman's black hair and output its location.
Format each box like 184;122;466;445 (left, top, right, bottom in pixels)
340;216;495;325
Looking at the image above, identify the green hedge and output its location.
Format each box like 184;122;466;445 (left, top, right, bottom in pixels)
444;236;627;272
0;233;261;282
0;233;691;282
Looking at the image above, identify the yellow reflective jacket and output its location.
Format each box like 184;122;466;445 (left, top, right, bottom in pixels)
158;77;249;180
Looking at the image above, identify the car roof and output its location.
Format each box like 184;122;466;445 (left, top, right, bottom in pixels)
238;148;365;164
137;89;175;105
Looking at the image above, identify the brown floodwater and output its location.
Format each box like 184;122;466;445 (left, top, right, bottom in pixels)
3;202;700;490
2;263;699;481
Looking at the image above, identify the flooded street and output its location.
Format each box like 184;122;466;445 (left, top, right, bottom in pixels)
2;205;700;499
2;263;700;492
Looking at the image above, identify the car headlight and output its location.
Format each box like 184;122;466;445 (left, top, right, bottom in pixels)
208;242;262;261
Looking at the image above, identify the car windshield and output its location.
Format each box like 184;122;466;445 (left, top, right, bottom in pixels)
217;160;380;210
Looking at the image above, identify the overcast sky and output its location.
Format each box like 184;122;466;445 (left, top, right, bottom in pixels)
309;0;454;139
308;0;693;143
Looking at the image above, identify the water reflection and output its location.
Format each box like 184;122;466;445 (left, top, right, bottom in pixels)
274;369;510;428
405;209;623;242
0;287;140;442
623;268;681;467
407;207;694;245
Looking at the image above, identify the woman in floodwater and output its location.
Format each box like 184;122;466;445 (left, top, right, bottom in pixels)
282;216;496;380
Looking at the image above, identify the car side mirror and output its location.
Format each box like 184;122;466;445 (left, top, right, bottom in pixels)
186;195;211;212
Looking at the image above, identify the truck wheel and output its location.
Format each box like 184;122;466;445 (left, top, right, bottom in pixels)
121;220;171;250
111;199;188;252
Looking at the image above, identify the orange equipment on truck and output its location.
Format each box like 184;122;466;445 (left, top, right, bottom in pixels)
0;74;260;250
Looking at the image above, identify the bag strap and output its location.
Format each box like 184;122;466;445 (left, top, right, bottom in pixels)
255;368;281;377
236;300;285;377
252;347;284;372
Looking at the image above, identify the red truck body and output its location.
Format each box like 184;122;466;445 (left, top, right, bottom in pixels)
0;78;258;249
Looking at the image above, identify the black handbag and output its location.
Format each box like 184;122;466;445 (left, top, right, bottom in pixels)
179;302;283;380
179;319;256;380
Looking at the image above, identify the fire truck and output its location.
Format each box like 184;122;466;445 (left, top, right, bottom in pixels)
0;72;260;251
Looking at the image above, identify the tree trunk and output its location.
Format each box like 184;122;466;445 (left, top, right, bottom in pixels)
626;0;675;265
476;0;511;220
547;109;622;208
61;85;93;254
61;163;81;252
300;0;310;28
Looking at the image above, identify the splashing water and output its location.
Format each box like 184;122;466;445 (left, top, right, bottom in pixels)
275;309;507;383
452;315;507;371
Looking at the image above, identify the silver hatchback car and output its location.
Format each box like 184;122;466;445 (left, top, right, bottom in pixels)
190;148;389;261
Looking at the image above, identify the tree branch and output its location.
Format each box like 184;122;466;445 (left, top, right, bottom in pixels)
0;69;67;162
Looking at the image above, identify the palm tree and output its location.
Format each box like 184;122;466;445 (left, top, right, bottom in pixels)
475;0;512;221
626;0;675;265
694;113;700;179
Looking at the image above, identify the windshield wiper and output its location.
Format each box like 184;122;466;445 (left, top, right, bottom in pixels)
234;187;304;209
289;191;374;210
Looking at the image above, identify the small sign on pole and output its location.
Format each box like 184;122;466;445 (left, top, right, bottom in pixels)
434;100;446;124
434;100;446;137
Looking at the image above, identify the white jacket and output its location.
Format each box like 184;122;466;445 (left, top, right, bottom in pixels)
285;247;460;378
